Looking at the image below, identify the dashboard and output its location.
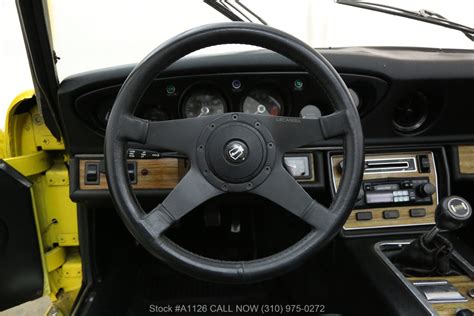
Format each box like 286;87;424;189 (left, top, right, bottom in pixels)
74;72;386;134
59;47;474;235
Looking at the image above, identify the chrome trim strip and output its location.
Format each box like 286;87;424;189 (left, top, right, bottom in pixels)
411;280;468;303
374;241;437;316
364;157;417;174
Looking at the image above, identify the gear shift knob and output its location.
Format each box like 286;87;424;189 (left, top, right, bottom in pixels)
423;196;471;244
435;196;472;230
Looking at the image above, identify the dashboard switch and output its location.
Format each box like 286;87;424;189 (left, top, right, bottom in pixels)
418;154;431;173
85;162;100;185
356;212;372;221
127;162;137;184
410;208;426;218
383;210;400;219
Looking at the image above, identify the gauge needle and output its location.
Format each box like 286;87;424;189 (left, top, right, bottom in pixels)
198;106;210;117
255;104;266;114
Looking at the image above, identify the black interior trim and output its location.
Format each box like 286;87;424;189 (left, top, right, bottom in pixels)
0;161;43;310
16;0;62;138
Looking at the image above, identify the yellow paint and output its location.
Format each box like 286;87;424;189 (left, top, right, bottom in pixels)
58;233;79;247
45;247;67;272
0;130;4;158
49;251;82;293
46;162;69;186
3;91;81;314
4;90;36;157
31;106;64;151
4;151;51;176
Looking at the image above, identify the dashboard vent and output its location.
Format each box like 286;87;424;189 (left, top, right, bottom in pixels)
392;92;429;133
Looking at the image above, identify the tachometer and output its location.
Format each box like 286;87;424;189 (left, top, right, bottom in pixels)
242;88;283;116
182;88;227;118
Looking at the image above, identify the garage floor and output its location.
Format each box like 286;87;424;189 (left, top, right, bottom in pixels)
1;297;50;316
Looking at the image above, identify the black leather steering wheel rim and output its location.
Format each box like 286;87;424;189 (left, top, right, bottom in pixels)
105;22;364;283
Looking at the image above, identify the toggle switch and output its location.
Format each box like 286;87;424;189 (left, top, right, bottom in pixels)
85;162;100;185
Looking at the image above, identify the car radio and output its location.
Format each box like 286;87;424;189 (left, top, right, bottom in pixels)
331;151;439;230
355;177;435;209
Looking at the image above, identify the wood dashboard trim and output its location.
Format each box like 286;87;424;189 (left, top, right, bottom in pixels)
79;158;185;190
458;145;474;174
408;275;474;316
331;152;438;230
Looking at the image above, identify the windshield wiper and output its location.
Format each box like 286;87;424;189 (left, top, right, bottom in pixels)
204;0;267;25
336;0;474;41
235;1;268;25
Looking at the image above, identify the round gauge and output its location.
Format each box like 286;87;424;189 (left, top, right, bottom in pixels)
182;89;227;118
242;88;283;116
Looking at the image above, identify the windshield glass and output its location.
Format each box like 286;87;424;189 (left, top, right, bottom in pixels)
49;0;474;80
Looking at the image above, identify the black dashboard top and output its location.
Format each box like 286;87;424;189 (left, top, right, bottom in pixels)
58;47;474;154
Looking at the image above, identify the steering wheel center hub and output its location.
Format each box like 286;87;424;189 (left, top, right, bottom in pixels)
224;140;249;163
196;113;276;191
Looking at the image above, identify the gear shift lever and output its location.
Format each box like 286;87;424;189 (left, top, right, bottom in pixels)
394;196;472;276
423;196;472;244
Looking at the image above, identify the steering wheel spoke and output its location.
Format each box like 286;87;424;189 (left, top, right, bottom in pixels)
257;111;349;153
140;167;222;237
119;115;215;156
251;164;335;230
105;22;364;283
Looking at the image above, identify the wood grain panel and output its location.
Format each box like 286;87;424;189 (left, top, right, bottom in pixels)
331;152;437;230
79;159;186;190
408;275;474;316
459;146;474;174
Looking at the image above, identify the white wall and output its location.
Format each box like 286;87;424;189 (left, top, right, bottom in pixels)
1;0;473;130
0;0;33;130
49;0;473;80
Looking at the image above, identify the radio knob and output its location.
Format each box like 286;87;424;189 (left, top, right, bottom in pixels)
418;183;436;197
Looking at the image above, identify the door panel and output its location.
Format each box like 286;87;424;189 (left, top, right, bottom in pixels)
0;161;43;310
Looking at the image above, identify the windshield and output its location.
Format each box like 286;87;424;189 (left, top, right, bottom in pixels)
49;0;474;80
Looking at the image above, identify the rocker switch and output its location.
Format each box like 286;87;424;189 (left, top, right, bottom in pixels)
418;155;431;173
85;162;100;185
127;162;137;184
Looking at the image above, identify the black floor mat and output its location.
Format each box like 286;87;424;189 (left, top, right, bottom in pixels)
127;264;276;315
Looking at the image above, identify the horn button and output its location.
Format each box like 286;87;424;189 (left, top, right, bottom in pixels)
196;114;276;192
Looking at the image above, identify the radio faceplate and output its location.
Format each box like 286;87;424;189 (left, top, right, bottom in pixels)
357;177;433;208
331;152;438;230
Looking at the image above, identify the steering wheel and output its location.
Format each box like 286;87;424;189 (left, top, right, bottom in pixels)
105;23;364;283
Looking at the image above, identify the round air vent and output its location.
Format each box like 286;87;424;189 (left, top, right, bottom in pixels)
392;92;429;133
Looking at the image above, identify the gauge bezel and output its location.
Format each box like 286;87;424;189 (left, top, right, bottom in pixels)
240;84;286;116
179;81;229;118
392;92;430;134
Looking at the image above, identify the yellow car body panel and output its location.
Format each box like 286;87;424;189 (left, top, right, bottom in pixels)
2;91;81;314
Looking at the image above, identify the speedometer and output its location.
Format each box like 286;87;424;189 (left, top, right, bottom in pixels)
182;88;227;118
242;88;283;116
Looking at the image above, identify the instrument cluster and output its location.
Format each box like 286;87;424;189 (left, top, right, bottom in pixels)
138;73;302;123
180;83;285;119
74;72;387;133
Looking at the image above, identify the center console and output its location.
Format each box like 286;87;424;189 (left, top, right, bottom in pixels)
376;240;474;315
330;151;441;230
374;195;474;315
